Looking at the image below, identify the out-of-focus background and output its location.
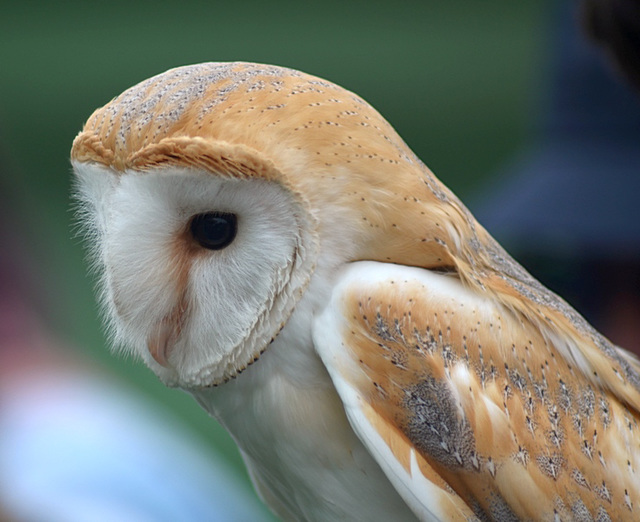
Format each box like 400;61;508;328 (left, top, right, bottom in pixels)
2;0;638;520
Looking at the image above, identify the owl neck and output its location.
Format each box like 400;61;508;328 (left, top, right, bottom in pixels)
189;308;414;520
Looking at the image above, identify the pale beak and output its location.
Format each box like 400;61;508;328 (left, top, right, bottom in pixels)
146;297;187;369
147;318;175;368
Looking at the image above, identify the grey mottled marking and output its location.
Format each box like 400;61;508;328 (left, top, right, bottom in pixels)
579;387;596;418
596;506;612;522
571;468;590;489
374;312;396;342
536;454;566;480
571;499;594;522
487;494;521;522
594;481;612;503
403;377;477;471
598;396;612;429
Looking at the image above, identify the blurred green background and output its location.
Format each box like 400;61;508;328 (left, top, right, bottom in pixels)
1;0;548;517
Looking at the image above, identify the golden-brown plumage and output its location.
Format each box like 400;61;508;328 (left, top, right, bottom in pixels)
333;274;640;520
71;62;640;520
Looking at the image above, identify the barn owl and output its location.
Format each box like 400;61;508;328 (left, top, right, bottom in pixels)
71;62;640;521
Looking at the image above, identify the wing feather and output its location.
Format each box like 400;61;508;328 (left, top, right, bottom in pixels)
314;261;640;521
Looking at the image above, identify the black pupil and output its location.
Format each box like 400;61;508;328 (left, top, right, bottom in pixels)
190;212;237;250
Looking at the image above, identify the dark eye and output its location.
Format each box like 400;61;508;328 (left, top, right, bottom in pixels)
189;212;237;250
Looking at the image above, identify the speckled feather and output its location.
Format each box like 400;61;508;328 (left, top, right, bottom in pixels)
72;62;640;520
316;262;640;520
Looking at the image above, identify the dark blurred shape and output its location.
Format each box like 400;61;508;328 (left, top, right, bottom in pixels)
581;0;640;92
473;2;640;354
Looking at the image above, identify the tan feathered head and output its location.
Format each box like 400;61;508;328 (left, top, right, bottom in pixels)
71;62;640;406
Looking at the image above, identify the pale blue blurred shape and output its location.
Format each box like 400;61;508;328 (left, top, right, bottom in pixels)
1;374;268;521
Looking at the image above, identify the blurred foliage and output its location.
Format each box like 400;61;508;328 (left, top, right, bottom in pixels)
0;0;548;512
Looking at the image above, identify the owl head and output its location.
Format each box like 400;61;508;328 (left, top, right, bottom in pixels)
71;62;490;388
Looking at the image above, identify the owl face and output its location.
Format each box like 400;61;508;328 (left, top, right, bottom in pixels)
75;162;320;387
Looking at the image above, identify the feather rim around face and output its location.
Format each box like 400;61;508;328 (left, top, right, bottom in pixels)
73;146;319;388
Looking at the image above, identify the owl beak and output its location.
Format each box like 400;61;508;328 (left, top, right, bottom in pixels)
147;318;175;368
146;297;187;370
